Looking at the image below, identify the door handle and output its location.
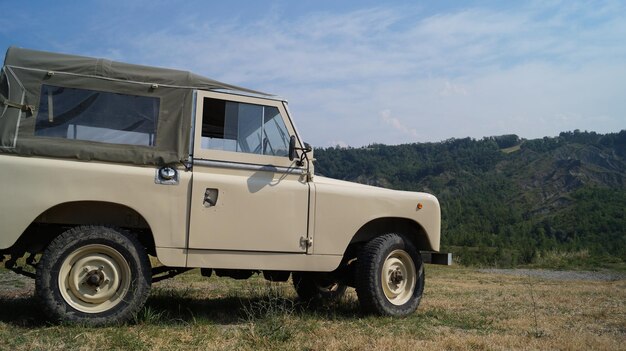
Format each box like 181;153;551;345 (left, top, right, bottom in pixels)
203;188;219;207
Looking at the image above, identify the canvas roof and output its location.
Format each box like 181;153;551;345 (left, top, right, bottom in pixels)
3;47;269;96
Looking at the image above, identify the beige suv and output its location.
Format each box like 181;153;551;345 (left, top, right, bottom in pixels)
0;47;443;325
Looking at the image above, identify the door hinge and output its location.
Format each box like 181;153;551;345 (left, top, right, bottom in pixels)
300;236;313;249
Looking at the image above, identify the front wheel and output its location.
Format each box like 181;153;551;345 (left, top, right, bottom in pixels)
36;226;151;325
355;234;424;316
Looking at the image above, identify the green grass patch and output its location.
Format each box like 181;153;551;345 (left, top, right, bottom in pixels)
422;307;495;332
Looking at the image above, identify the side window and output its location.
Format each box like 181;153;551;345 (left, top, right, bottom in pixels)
35;85;159;146
201;97;290;157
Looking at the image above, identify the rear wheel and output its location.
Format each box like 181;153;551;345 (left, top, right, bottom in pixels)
36;226;151;325
292;272;347;302
355;233;424;316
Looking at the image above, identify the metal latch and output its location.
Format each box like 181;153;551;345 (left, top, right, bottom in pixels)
300;236;313;249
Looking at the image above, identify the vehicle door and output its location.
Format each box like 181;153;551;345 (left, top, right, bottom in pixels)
187;91;310;253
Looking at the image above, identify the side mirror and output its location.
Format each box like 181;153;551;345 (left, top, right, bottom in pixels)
289;135;298;161
289;136;312;164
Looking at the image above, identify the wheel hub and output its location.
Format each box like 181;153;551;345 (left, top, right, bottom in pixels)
85;271;104;286
381;249;417;306
389;268;404;285
58;244;131;313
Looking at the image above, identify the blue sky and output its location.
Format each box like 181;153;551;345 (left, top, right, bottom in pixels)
1;0;625;147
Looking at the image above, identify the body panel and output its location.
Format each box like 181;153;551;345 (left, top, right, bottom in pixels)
188;164;309;252
311;176;441;255
0;154;190;251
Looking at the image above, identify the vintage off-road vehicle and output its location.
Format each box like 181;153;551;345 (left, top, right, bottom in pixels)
0;47;444;325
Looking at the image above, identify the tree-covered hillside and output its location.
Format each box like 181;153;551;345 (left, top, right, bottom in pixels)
314;130;626;267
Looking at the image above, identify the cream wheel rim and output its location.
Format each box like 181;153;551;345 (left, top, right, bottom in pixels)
381;249;416;306
58;244;131;313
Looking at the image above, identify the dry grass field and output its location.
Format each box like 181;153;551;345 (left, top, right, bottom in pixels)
0;265;624;350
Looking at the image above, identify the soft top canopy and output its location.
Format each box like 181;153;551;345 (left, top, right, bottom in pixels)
0;47;270;166
3;47;268;95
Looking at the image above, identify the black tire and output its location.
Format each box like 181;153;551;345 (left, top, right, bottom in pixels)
36;226;151;325
292;272;347;302
355;233;424;316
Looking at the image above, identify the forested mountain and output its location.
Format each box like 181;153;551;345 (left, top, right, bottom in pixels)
314;130;626;267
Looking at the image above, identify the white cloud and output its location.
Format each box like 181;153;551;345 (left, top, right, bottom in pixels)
439;81;468;97
39;1;626;146
380;110;418;139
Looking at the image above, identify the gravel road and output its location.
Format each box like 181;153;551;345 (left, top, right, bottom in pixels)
479;268;626;281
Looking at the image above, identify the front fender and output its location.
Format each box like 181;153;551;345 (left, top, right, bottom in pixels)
310;176;441;255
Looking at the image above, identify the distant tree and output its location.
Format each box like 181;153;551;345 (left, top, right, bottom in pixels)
314;130;626;267
491;134;520;148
